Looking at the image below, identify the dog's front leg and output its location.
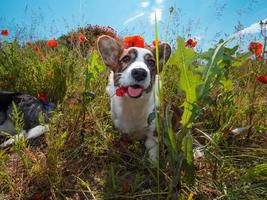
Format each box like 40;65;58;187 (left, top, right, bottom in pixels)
145;135;158;161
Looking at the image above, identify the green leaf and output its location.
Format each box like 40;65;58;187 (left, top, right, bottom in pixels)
87;50;105;80
220;76;233;92
198;38;232;99
182;132;193;165
182;132;195;185
169;37;202;127
163;107;179;162
244;163;267;183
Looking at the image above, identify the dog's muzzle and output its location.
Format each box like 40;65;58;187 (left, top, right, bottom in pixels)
131;68;147;82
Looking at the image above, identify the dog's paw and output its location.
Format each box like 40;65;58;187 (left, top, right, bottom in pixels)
145;136;158;162
148;147;157;162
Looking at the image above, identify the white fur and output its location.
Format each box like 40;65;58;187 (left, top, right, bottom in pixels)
0;124;49;148
0;106;49;148
107;47;160;161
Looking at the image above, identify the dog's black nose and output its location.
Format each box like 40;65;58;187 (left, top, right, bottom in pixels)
131;68;147;81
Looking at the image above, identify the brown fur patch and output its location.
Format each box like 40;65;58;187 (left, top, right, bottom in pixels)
150;43;172;72
97;36;123;71
113;48;138;86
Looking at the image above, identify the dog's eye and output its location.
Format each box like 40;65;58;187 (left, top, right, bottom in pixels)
147;60;155;67
121;55;131;63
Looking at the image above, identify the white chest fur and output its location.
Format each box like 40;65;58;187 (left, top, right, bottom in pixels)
107;72;158;139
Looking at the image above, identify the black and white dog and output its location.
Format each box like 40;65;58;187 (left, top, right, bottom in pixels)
97;35;171;161
0;91;54;147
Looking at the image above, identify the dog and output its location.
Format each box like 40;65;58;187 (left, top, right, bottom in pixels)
97;35;171;161
0;91;54;147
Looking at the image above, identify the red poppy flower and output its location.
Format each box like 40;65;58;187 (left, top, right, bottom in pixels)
185;38;197;48
25;41;32;46
1;29;9;36
79;33;87;42
38;94;47;101
38;52;45;61
34;193;42;200
257;76;267;84
121;181;130;193
124;35;145;49
121;136;129;145
248;42;262;57
33;45;40;51
116;87;127;96
152;40;161;46
46;39;58;47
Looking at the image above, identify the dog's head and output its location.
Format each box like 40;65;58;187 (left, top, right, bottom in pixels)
97;35;171;98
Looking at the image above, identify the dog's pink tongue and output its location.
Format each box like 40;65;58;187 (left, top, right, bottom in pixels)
127;86;143;97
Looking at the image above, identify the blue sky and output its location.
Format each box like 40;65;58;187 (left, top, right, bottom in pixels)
0;0;267;49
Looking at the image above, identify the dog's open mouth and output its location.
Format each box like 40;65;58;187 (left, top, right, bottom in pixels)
127;85;143;98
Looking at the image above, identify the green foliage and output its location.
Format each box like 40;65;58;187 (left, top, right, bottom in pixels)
169;36;202;127
0;40;86;103
85;50;106;89
245;163;267;182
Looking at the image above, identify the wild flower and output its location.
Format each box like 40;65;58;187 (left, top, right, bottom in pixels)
185;38;197;48
248;42;262;57
38;94;47;101
79;33;87;42
46;39;58;47
38;51;45;61
25;41;32;46
152;39;161;46
1;29;9;36
257;75;267;84
121;181;130;193
33;45;40;51
124;35;145;48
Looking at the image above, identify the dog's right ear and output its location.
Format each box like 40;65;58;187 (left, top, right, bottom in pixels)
97;35;123;71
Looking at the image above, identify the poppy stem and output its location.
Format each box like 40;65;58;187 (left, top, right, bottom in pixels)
262;36;267;58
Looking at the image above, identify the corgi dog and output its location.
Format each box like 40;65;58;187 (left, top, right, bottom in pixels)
97;35;171;161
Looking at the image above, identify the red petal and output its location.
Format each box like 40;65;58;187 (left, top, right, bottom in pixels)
257;76;267;84
79;34;87;42
38;94;47;101
152;40;161;46
121;181;130;193
46;39;58;47
185;38;197;48
1;29;9;36
121;136;129;145
248;42;262;56
124;35;145;49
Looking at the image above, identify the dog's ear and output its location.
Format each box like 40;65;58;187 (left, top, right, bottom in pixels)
97;35;123;71
151;43;171;73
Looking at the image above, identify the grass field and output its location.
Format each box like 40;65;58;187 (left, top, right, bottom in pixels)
0;21;266;200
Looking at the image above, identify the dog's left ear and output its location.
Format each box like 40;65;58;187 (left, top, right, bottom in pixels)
151;43;171;73
97;35;123;71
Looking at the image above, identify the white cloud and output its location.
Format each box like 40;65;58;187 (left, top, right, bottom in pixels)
234;19;267;36
156;0;165;4
149;8;162;24
124;12;145;25
195;35;203;41
141;1;150;8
